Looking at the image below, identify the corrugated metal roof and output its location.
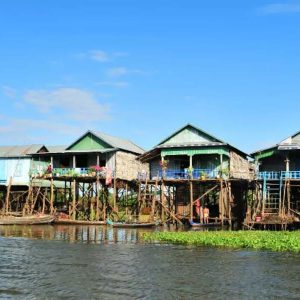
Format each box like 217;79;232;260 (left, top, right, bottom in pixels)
65;130;145;155
46;145;68;153
252;130;300;157
92;131;145;154
0;144;45;157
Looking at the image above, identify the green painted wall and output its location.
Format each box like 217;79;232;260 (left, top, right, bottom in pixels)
161;127;214;145
69;133;111;150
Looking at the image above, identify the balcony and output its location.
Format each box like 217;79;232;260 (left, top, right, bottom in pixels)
157;168;220;180
258;171;300;180
30;167;114;180
258;171;280;180
281;171;300;179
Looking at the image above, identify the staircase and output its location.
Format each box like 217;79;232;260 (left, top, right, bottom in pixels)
262;178;281;215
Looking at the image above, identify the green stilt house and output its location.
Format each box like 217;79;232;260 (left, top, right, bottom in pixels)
139;124;250;180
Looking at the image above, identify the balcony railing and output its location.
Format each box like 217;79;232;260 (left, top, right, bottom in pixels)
30;167;114;179
281;171;300;179
258;171;300;180
258;171;280;180
157;168;220;180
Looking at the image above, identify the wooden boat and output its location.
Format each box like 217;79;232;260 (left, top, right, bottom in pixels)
0;214;55;225
106;219;157;228
189;220;222;227
54;219;106;225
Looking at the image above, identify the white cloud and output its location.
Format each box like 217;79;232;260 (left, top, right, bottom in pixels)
1;85;16;98
106;67;145;78
107;67;128;77
24;87;111;121
89;50;109;62
97;81;129;88
75;50;128;63
260;3;300;14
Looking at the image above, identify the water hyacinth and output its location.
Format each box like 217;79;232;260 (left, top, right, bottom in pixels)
143;231;300;252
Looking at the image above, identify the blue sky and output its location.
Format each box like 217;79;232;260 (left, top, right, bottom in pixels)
1;1;300;153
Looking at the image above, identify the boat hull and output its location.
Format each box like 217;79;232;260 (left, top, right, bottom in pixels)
54;219;106;225
189;220;221;227
0;215;55;225
107;219;156;228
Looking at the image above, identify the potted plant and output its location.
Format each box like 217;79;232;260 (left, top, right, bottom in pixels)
220;167;229;179
200;171;207;180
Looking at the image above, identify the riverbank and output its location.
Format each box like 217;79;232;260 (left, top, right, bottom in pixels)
143;231;300;252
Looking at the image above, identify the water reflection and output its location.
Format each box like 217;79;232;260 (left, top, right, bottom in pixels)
0;224;161;244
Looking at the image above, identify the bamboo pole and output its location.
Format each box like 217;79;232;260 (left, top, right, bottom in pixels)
96;177;100;220
161;180;166;222
113;177;117;211
193;185;219;205
219;180;223;224
158;199;183;225
42;188;47;214
5;176;12;215
72;179;76;220
190;181;193;221
287;179;291;215
50;178;54;214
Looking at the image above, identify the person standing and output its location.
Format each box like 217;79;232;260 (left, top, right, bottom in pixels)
203;206;209;224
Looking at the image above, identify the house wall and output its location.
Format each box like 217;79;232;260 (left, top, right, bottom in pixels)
259;154;286;172
0;158;31;185
150;158;161;179
69;133;111;150
229;151;250;179
106;152;116;170
115;151;149;181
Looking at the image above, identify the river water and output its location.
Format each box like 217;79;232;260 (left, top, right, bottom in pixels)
0;225;299;300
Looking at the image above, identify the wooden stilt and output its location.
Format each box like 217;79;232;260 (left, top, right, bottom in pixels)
96;177;100;220
190;181;193;221
161;180;166;222
5;177;12;215
113;177;117;211
42;188;47;214
50;178;54;214
72;179;76;220
287;179;291;215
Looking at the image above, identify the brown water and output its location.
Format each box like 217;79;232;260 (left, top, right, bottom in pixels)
0;225;299;299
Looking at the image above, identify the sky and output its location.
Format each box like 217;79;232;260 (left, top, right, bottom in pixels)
1;1;300;153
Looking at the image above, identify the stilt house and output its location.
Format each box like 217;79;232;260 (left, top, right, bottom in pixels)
32;130;148;181
0;144;48;186
251;131;300;222
139;124;250;180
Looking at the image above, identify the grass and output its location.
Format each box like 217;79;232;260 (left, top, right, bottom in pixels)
143;231;300;252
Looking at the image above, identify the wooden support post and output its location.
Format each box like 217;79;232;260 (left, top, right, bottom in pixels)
42;188;47;214
161;180;166;222
113;177;117;211
287;180;291;215
72;179;76;220
189;155;193;179
151;180;158;220
228;182;232;226
190;181;193;221
5;177;12;215
50;178;54;214
103;186;108;221
96;177;100;220
219;180;223;224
